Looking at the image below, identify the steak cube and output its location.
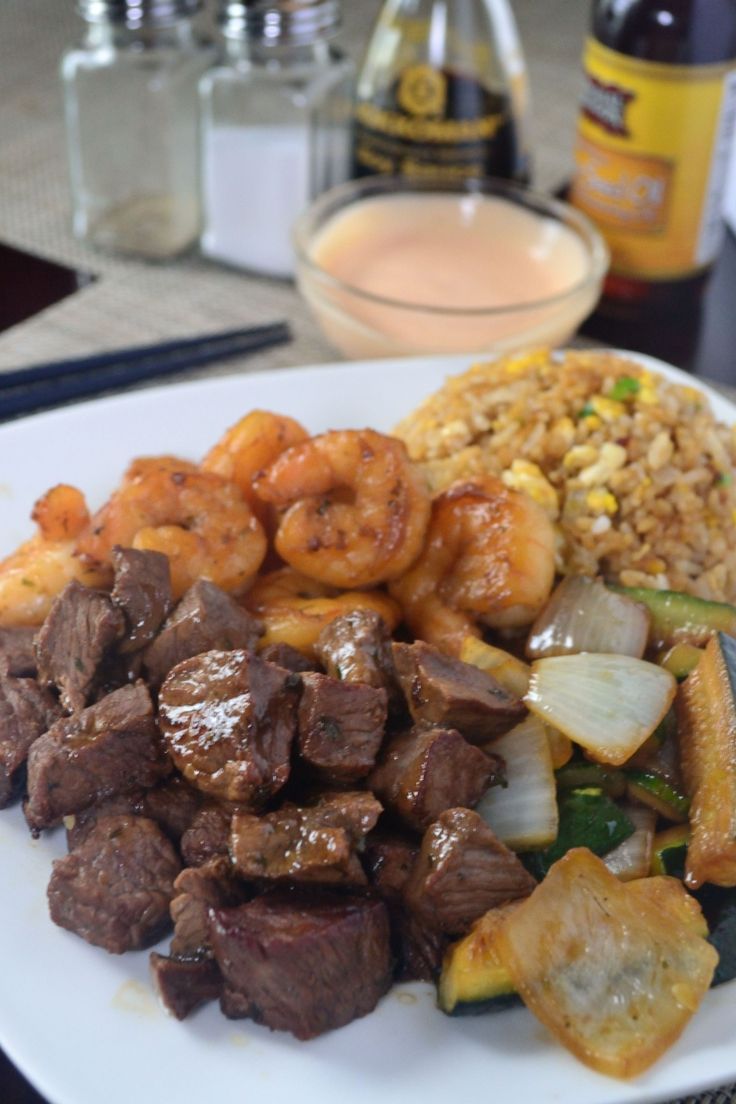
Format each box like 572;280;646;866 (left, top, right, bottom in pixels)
314;610;400;701
259;643;316;673
404;808;536;936
0;672;60;807
230;791;382;885
369;725;504;831
150;953;223;1020
159;649;299;806
25;682;167;832
392;641;525;743
48;814;181;953
297;672;387;782
140;774;202;843
65;792;145;849
361;831;446;982
396;911;449;983
363;832;419;900
170;857;247;958
35;580;125;713
209;890;392;1039
144;580;262;688
180;803;233;867
0;626;38;678
111;546;173;654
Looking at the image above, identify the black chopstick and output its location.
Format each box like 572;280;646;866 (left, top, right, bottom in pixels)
0;321;291;420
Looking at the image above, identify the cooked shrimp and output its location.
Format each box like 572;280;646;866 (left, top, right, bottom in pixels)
0;485;109;627
76;456;267;599
243;567;401;658
31;483;92;542
389;476;556;656
202;411;309;517
253;429;431;589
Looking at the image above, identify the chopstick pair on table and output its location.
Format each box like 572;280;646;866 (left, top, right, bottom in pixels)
0;321;292;420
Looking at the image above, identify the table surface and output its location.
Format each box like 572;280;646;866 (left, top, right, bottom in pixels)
0;2;735;1102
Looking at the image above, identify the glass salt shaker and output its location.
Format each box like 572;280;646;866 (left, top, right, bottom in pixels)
61;0;215;260
199;0;355;278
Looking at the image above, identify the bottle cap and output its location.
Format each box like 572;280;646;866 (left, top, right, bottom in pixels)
78;0;201;24
219;0;342;44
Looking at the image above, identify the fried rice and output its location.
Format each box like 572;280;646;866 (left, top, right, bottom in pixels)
394;348;736;603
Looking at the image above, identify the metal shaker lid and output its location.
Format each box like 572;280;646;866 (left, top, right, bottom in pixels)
78;0;201;25
218;0;342;44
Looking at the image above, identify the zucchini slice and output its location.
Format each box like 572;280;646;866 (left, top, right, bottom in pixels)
625;769;690;823
524;787;634;880
697;885;736;987
437;902;521;1016
555;760;627;798
659;643;704;681
651;825;690;879
677;632;736;888
610;585;736;650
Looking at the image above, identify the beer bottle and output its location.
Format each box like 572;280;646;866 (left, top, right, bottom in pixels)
352;0;531;183
570;0;736;314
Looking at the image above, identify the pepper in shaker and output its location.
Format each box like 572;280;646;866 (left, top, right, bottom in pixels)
199;0;355;278
61;0;215;260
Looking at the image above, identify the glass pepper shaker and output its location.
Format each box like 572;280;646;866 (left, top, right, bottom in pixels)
61;0;215;260
199;0;355;278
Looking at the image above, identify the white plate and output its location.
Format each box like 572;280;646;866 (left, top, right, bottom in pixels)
0;351;734;1104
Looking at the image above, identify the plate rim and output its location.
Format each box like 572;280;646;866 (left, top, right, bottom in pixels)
1;347;734;1104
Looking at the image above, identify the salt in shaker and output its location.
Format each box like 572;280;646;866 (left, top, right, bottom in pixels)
200;0;355;277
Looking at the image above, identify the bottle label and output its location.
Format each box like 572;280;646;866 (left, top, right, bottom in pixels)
570;38;736;280
353;65;521;180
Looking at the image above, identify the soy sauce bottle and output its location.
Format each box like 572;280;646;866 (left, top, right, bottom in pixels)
352;0;531;183
570;0;736;315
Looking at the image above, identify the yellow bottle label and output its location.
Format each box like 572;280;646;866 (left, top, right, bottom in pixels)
570;38;736;281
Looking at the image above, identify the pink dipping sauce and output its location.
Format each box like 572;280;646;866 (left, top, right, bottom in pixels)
303;193;597;358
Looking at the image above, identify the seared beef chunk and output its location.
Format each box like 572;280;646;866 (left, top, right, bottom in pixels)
140;775;202;843
404;808;536;936
230;791;382;885
25;683;168;832
170;857;247;958
297;672;387;782
369;725;503;831
158;649;299;805
0;673;60;807
111;547;173;654
396;912;449;983
392;641;525;743
66;792;144;849
180;803;233;867
35;580;125;713
363;832;419;899
361;832;445;982
314;610;400;703
65;776;200;849
144;580;263;688
0;627;37;677
209;889;392;1039
260;643;316;673
150;953;223;1020
48;814;181;953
